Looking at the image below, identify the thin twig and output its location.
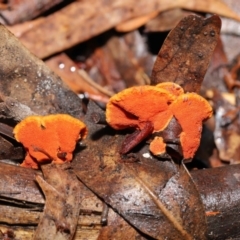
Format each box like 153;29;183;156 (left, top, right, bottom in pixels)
78;69;114;97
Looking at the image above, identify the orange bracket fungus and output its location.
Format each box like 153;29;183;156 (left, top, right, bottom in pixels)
106;85;176;154
106;83;212;160
13;114;87;169
169;93;212;160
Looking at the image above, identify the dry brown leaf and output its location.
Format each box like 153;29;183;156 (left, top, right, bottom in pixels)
151;15;221;93
15;0;240;59
34;164;81;240
97;208;146;240
116;10;159;32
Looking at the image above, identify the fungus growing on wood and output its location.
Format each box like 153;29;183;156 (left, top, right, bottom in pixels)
13;114;87;169
106;84;212;159
156;82;184;97
106;86;175;153
170;93;213;159
149;136;166;156
106;85;175;131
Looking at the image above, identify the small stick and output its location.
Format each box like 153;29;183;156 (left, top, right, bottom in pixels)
101;203;109;225
78;69;114;97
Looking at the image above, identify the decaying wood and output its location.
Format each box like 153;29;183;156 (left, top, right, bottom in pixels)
0;96;37;122
0;162;44;205
0;0;64;25
34;164;82;240
0;24;83;118
13;0;240;59
0;3;239;239
1;162;240;239
0;162;103;240
0;134;23;160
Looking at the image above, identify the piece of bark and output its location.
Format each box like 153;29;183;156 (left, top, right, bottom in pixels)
0;205;41;225
34;164;82;240
0;96;37;122
0;225;100;240
0;162;44;205
0;24;83;118
0;225;35;240
0;162;104;221
0;123;15;139
0;134;23;160
16;0;240;59
6;18;45;38
0;0;64;25
151;14;221;93
2;161;240;238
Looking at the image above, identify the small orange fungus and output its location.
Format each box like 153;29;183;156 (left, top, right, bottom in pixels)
106;85;175;132
170;93;212;159
149;137;166;156
156;82;184;97
13;114;87;169
106;83;212;159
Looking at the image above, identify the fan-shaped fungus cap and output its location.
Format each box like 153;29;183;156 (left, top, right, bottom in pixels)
149;136;166;156
106;85;175;132
13;114;87;169
156;82;184;97
170;93;212;159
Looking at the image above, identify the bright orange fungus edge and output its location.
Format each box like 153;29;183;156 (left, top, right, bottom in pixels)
106;83;212;159
13;114;87;169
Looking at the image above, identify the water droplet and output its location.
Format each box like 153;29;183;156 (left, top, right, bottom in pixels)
203;31;207;36
142;152;152;159
180;26;184;31
210;30;215;37
78;93;85;99
70;66;76;72
59;63;65;69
